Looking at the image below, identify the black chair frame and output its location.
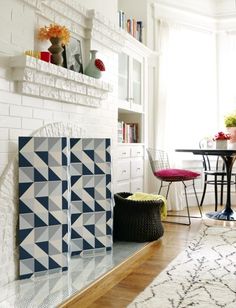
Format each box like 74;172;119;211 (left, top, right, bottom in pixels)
199;141;236;211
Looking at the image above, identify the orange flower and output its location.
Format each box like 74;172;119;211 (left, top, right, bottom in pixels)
38;24;70;45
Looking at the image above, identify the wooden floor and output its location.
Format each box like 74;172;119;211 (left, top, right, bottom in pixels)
89;205;236;308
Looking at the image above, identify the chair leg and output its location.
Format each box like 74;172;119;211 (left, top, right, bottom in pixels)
162;181;202;226
192;180;202;217
220;175;224;206
183;182;191;225
214;176;218;212
165;182;172;199
158;181;172;199
163;179;202;226
158;181;163;195
200;177;207;206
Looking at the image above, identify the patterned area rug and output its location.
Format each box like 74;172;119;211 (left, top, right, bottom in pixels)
128;227;236;308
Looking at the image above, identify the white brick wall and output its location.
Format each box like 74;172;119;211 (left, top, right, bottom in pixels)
10;105;32;117
0;103;9;115
0;90;21;105
0;0;118;287
0;115;21;128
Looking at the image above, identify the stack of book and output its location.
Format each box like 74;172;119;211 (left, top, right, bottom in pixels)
118;121;139;143
118;10;143;43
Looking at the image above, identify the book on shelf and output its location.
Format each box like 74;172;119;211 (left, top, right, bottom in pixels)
118;10;125;29
118;121;138;143
117;121;124;143
136;21;143;43
127;19;143;43
118;10;143;43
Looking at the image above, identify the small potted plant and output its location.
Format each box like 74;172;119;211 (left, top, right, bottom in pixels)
224;111;236;145
213;131;231;149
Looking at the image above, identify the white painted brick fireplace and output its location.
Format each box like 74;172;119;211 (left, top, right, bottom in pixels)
0;0;122;287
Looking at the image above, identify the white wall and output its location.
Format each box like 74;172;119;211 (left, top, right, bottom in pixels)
79;0;118;22
152;0;230;16
215;0;236;15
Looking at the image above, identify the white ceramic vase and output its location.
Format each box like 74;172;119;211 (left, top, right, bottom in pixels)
215;140;228;149
84;50;104;79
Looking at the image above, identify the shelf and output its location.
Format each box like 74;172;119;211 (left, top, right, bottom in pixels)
118;104;144;114
10;55;113;107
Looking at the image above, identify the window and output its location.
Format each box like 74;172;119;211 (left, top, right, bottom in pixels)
156;22;217;149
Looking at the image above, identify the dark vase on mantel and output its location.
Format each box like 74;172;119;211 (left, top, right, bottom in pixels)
48;37;64;66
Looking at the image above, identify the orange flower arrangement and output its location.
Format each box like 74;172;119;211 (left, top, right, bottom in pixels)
38;23;70;45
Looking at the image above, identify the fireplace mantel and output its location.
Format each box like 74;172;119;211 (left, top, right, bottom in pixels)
10;55;113;107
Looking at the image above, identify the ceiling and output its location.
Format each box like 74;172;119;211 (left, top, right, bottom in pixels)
154;0;236;17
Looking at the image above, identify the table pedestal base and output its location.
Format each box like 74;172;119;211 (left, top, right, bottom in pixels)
206;208;236;221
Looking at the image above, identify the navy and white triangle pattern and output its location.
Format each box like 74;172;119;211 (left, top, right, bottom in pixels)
19;137;69;279
19;137;112;279
70;138;112;256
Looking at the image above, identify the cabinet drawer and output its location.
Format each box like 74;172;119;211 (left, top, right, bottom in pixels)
116;181;130;193
117;160;130;180
131;159;143;178
130;146;144;157
131;178;143;193
117;146;131;159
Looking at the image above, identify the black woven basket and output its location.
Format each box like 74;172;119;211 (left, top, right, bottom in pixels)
113;192;164;242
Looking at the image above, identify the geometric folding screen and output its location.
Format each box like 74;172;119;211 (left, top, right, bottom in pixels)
18;137;69;279
18;137;112;279
70;138;112;256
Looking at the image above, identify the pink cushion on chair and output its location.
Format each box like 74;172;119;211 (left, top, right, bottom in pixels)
154;169;200;182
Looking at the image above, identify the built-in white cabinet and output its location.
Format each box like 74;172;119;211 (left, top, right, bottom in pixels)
116;144;144;193
116;34;152;193
118;51;143;113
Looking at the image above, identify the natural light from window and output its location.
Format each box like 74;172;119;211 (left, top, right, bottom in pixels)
157;22;218;150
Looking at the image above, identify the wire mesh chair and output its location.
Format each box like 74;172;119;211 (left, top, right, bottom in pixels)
147;148;202;225
199;140;236;211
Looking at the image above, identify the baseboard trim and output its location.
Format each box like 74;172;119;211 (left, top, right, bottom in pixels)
58;240;161;308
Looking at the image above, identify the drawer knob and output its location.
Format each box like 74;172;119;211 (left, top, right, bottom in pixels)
122;170;126;173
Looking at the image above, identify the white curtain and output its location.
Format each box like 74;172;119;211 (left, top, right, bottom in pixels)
218;32;236;174
154;21;217;210
218;32;236;121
